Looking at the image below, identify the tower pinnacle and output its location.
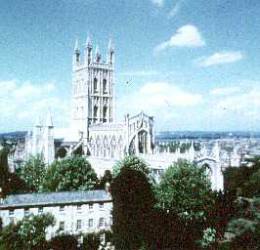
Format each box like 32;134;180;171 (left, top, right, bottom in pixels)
95;45;101;62
74;39;79;51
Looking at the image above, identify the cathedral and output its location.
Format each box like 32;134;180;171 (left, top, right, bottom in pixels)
26;36;154;167
24;36;224;191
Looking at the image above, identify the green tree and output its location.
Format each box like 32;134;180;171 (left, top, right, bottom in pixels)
112;155;150;178
0;145;11;196
223;197;260;249
111;167;155;250
224;161;260;197
0;142;29;196
41;156;98;192
83;232;100;250
98;170;113;189
19;155;46;192
156;160;214;220
0;213;54;250
48;234;78;250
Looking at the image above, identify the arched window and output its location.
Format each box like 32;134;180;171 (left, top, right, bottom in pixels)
103;106;107;122
103;79;107;94
93;106;98;123
94;78;98;93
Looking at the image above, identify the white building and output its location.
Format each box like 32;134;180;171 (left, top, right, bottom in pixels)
0;190;112;240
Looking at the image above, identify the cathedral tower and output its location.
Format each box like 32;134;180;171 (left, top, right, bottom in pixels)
71;37;115;138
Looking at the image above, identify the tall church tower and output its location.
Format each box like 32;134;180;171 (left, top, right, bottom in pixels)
71;36;115;138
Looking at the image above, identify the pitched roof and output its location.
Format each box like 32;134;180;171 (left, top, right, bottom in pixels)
0;190;112;209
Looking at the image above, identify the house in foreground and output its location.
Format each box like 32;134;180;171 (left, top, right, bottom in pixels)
0;190;112;240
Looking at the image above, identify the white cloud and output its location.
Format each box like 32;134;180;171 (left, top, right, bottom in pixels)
154;24;205;52
118;82;202;119
210;86;241;96
197;51;243;67
151;0;164;7
0;80;69;131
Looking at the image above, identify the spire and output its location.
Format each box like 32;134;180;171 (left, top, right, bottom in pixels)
95;45;101;62
108;38;114;52
95;45;100;56
107;38;115;65
46;110;54;128
74;39;79;52
86;35;92;48
34;116;42;128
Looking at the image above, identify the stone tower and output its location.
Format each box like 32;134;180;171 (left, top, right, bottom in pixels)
71;36;115;138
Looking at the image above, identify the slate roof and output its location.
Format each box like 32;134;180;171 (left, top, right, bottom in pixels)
0;190;112;209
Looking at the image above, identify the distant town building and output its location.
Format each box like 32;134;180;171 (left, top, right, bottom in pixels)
0;190;112;239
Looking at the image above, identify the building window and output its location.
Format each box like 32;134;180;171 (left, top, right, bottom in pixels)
89;203;93;210
9;209;14;216
94;78;98;93
99;218;105;228
59;221;65;231
103;106;107;122
88;218;93;228
38;207;43;214
99;202;104;209
76;220;82;230
103;79;107;94
24;208;30;216
59;206;65;212
93;106;98;122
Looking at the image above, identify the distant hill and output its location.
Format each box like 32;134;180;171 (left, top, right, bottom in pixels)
0;131;27;140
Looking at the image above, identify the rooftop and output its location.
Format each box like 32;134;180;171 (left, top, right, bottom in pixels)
0;190;112;209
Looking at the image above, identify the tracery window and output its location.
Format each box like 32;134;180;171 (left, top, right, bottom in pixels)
103;79;107;94
94;78;98;93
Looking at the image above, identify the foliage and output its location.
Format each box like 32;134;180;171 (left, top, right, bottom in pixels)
98;170;113;189
0;143;30;196
222;197;260;249
112;155;150;178
155;160;214;220
19;155;46;192
48;234;78;250
198;227;217;248
0;213;54;250
224;158;260;197
41;156;98;192
6;172;31;194
111;167;155;250
83;232;100;250
0;145;11;196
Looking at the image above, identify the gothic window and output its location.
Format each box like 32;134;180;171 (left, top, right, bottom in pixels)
103;79;107;94
94;78;98;93
103;106;108;122
93;106;98;123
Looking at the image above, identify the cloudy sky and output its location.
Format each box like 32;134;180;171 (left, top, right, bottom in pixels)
0;0;260;132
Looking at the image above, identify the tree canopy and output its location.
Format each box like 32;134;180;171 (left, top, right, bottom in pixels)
156;160;214;220
41;156;98;192
0;213;54;250
112;155;150;178
19;155;46;192
111;167;155;250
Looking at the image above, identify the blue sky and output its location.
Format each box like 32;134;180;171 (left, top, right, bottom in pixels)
0;0;260;132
